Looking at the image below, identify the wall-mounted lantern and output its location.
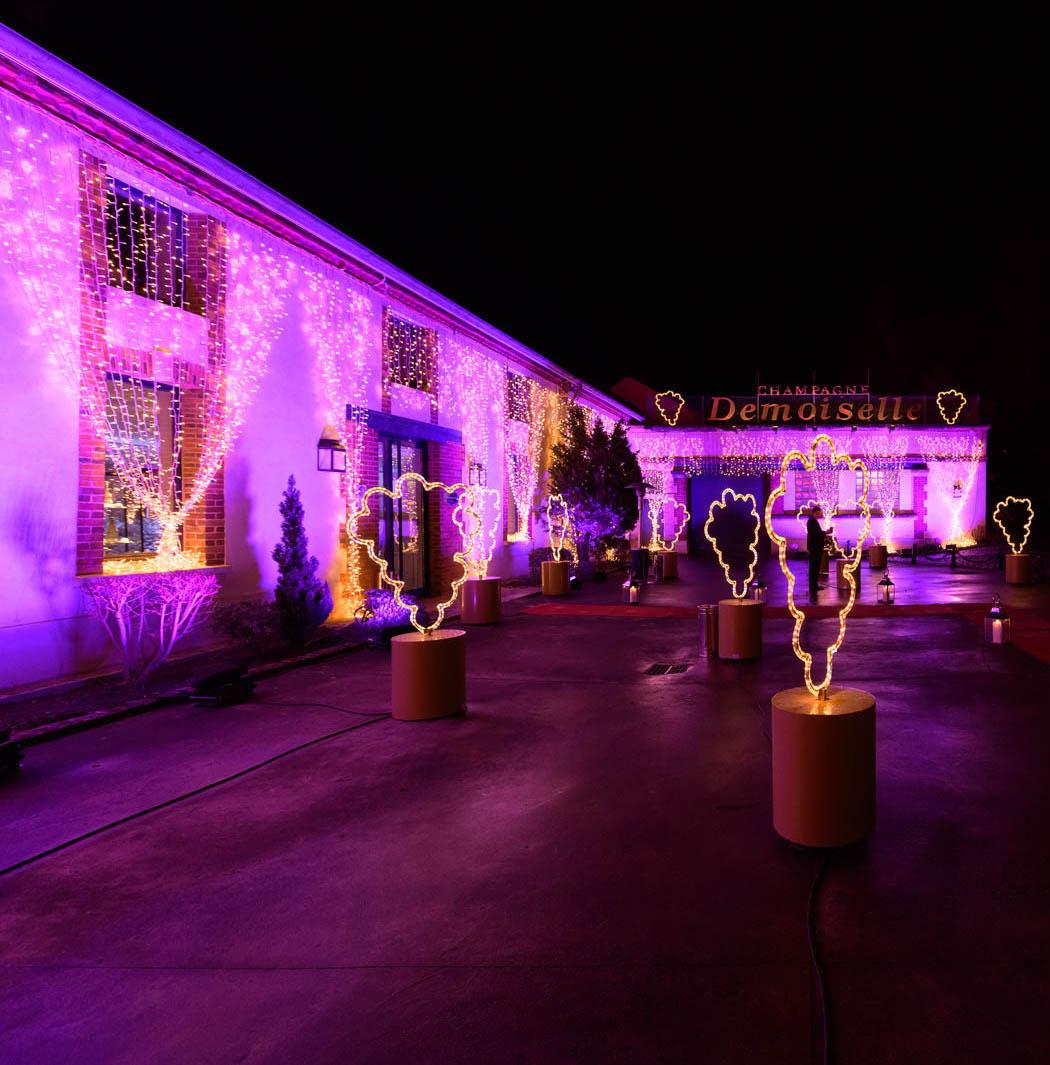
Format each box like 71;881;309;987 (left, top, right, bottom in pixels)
317;425;347;474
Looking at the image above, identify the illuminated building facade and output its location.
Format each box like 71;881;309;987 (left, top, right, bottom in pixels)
0;28;631;690
617;379;989;558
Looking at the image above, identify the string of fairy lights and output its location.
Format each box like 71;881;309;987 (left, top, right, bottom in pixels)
300;267;377;606
457;484;502;578
347;472;477;635
703;489;761;598
860;430;909;549
383;309;439;409
0;96;294;572
993;496;1035;556
440;337;506;478
547;494;572;562
646;494;690;553
765;434;871;700
505;373;555;541
2;87;998;615
918;432;983;547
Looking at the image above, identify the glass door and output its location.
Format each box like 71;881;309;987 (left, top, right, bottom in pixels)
377;437;428;595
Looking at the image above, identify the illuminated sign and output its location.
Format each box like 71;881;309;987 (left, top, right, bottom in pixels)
698;395;964;426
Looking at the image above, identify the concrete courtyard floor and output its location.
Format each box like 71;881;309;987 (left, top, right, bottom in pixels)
2;559;1050;1063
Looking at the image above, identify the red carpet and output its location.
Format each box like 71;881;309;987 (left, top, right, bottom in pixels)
523;601;1050;666
524;601;991;620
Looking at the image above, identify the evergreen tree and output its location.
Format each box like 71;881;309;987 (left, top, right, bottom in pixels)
272;475;333;646
549;406;642;568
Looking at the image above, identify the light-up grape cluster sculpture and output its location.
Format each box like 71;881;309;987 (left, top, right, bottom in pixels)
766;434;871;700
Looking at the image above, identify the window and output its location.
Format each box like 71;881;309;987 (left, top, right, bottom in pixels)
103;376;178;560
506;372;530;422
105;178;190;311
376;437;428;593
384;313;438;394
793;469;841;510
852;469;900;512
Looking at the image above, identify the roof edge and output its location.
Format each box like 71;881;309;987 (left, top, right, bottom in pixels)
0;23;635;421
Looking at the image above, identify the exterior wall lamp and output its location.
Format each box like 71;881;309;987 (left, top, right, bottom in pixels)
317;425;347;474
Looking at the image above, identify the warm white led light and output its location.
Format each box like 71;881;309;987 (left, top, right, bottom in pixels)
454;484;502;578
935;389;967;426
704;488;760;598
654;390;686;427
646;494;690;553
347;473;478;635
993;496;1035;556
860;430;909;550
546;494;572;562
765;434;871;700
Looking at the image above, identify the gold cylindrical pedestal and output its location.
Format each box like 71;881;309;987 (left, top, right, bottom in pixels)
717;599;763;660
461;576;502;624
1005;553;1036;585
391;630;466;721
541;559;571;596
772;686;876;848
836;558;861;591
868;544;888;570
661;552;679;579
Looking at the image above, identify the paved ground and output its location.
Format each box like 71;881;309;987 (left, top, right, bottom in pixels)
2;559;1050;1063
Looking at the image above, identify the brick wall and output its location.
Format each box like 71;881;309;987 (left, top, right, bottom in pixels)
340;424;383;605
75;153;109;575
75;166;229;572
427;441;467;597
181;216;227;566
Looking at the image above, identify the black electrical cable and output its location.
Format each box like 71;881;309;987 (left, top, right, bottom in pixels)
750;676;831;1064
252;699;390;719
807;853;832;1065
0;712;389;880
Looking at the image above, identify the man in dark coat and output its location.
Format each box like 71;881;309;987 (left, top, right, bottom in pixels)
807;505;828;597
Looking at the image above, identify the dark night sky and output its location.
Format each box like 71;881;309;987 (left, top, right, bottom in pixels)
4;7;1048;507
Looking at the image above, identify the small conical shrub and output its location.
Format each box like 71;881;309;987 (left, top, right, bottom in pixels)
273;475;333;646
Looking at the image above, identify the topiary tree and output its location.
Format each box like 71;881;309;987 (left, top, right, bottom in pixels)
273;475;333;646
548;406;642;571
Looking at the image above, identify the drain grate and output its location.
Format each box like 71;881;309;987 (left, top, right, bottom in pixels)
644;663;690;676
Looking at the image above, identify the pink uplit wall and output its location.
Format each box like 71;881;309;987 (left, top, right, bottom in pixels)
0;79;630;691
0;236;110;688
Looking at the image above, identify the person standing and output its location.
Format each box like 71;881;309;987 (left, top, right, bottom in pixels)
807;505;828;597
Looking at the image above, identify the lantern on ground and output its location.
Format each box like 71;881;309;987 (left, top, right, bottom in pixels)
877;570;895;604
984;595;1011;645
623;577;640;604
316;425;347;473
751;578;768;603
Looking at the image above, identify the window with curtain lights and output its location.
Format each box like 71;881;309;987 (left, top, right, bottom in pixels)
105;178;192;312
506;453;522;539
792;470;841;509
845;468;901;512
103;375;178;558
506;372;530;422
384;312;438;394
